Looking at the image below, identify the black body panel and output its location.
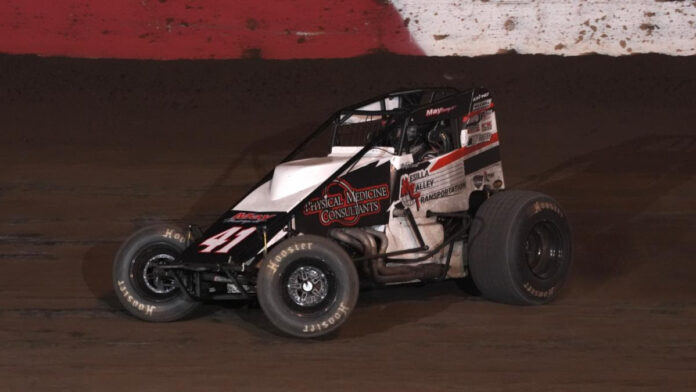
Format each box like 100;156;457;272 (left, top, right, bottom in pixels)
296;161;392;234
180;211;289;265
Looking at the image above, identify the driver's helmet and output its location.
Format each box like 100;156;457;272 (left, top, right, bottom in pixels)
405;124;420;143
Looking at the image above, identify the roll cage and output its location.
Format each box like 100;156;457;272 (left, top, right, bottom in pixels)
235;87;473;207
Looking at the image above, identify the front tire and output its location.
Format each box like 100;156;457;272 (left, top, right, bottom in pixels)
113;225;201;322
468;191;572;305
257;235;359;338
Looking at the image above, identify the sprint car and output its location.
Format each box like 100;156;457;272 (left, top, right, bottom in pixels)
113;87;572;337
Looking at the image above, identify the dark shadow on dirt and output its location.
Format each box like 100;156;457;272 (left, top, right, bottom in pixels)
515;134;696;299
212;281;472;339
81;244;121;309
223;304;285;339
339;281;471;338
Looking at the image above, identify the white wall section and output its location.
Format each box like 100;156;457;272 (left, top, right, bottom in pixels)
394;0;696;56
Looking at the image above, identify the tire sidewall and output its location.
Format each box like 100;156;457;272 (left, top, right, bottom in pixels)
257;235;358;338
113;225;200;322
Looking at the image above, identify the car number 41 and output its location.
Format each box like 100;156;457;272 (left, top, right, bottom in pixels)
198;226;256;254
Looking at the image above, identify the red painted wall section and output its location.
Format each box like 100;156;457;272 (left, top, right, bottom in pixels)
0;0;423;60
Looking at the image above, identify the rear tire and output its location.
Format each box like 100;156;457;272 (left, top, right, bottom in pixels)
257;235;359;338
468;191;572;305
113;225;201;322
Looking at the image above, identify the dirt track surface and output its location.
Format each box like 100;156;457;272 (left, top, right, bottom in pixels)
1;53;695;391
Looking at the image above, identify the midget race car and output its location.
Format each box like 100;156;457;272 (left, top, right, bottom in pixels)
113;87;572;337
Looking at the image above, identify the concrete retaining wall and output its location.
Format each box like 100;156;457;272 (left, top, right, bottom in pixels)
396;0;696;56
0;0;694;59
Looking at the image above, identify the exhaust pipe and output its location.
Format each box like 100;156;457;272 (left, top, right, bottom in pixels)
329;228;444;284
328;229;372;276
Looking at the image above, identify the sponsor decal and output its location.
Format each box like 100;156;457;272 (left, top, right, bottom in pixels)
400;176;422;210
467;123;481;134
400;159;468;208
425;105;456;117
303;179;390;226
224;212;276;223
472;98;492;112
199;226;257;254
462;104;495;124
469;131;493;146
473;175;484;189
472;91;490;102
419;182;466;203
399;169;437;210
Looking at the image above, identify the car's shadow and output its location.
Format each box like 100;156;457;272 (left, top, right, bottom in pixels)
511;133;696;299
205;280;474;340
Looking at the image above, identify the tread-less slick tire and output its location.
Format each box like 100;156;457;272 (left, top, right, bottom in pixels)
469;190;572;305
257;235;359;338
113;225;201;322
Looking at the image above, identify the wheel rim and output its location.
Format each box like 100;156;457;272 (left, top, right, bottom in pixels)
142;254;177;295
281;258;336;314
286;265;329;307
130;244;180;301
524;221;563;280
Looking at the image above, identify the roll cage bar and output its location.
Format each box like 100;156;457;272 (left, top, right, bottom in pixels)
232;87;470;209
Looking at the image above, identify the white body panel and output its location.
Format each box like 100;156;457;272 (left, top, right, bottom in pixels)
269;157;347;201
383;132;504;277
234;147;394;213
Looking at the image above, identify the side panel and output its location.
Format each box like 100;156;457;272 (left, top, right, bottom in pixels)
396;158;468;218
387;153;466;262
385;89;505;264
295;161;391;234
180;211;289;265
458;90;506;192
